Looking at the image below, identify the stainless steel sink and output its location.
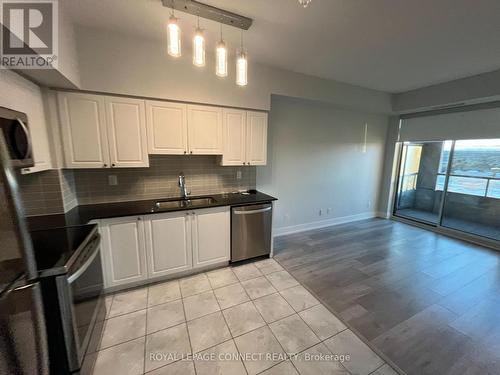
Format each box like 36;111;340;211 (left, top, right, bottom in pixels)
154;197;216;211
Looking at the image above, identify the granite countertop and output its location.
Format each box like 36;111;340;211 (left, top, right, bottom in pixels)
27;190;277;231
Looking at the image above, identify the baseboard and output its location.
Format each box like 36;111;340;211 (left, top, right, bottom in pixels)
273;211;380;237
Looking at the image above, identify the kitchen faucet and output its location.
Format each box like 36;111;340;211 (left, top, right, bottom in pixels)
178;172;190;199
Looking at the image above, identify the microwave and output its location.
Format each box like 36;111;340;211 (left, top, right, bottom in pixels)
0;106;33;168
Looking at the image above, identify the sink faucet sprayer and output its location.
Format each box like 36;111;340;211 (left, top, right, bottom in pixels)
178;172;190;199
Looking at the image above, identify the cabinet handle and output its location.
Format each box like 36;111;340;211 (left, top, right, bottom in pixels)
184;150;187;154
103;164;107;167
247;162;251;165
137;217;142;221
190;151;193;154
112;163;116;167
185;212;190;216
242;162;245;165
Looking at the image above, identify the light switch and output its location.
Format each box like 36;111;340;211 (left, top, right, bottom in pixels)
108;175;118;186
236;170;242;180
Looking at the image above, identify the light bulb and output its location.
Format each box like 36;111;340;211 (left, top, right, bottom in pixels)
193;28;205;67
216;40;228;77
167;15;181;57
236;49;248;86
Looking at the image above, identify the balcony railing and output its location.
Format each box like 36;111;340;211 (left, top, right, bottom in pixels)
436;173;500;199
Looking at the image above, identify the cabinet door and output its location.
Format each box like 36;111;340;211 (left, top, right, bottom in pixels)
246;111;268;166
99;217;148;288
221;109;246;166
144;212;192;278
192;207;230;268
105;97;149;168
187;104;223;155
146;100;188;155
58;92;110;168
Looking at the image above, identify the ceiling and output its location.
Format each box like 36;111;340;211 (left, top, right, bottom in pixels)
66;0;500;93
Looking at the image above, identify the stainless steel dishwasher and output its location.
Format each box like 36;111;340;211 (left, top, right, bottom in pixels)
231;203;273;262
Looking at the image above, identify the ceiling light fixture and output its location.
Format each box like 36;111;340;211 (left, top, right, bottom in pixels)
167;5;181;57
193;16;205;67
236;30;247;86
216;23;228;77
298;0;312;8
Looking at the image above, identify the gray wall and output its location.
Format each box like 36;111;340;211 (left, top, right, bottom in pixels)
257;95;389;232
377;116;400;216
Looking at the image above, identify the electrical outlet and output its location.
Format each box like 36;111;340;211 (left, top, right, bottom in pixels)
319;209;323;216
236;170;242;180
108;175;118;186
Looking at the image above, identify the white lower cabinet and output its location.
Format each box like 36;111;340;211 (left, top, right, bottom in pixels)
192;207;231;268
99;216;148;288
144;211;192;278
99;207;230;289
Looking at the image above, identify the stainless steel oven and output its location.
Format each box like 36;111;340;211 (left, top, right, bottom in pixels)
35;226;105;374
0;107;33;169
60;232;104;371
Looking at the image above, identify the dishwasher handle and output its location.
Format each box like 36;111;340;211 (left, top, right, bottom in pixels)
233;206;272;215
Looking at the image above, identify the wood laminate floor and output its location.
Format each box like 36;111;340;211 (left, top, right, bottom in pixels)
274;218;500;375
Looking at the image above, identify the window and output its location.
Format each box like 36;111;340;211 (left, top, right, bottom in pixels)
435;139;500;199
400;143;422;192
488;180;500;199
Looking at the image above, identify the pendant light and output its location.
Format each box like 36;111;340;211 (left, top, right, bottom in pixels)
298;0;312;7
236;30;248;86
193;16;205;67
167;5;181;57
216;23;228;77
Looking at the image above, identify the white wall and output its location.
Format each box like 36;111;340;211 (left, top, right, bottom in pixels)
0;70;52;172
257;95;389;235
74;26;391;114
16;1;81;88
393;69;500;113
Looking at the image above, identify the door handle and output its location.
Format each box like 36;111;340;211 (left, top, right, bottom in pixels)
233;207;272;215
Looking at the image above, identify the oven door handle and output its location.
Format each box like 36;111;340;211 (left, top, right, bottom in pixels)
15;118;32;160
67;239;100;284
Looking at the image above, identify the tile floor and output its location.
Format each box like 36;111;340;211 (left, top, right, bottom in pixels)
82;258;399;375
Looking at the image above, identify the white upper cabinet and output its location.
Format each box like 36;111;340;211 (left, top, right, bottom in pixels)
105;97;148;167
58;92;148;168
187;104;223;155
144;211;192;279
58;90;265;167
146;100;188;155
222;108;247;166
58;92;110;168
191;207;230;268
221;110;268;166
246;111;268;166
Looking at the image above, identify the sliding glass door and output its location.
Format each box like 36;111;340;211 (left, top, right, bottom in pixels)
394;141;450;225
394;138;500;241
440;139;500;240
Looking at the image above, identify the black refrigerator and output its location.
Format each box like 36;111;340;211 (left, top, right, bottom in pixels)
0;133;49;374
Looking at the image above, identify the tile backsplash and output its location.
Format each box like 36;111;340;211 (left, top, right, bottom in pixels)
74;155;256;205
18;155;256;215
17;169;65;216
